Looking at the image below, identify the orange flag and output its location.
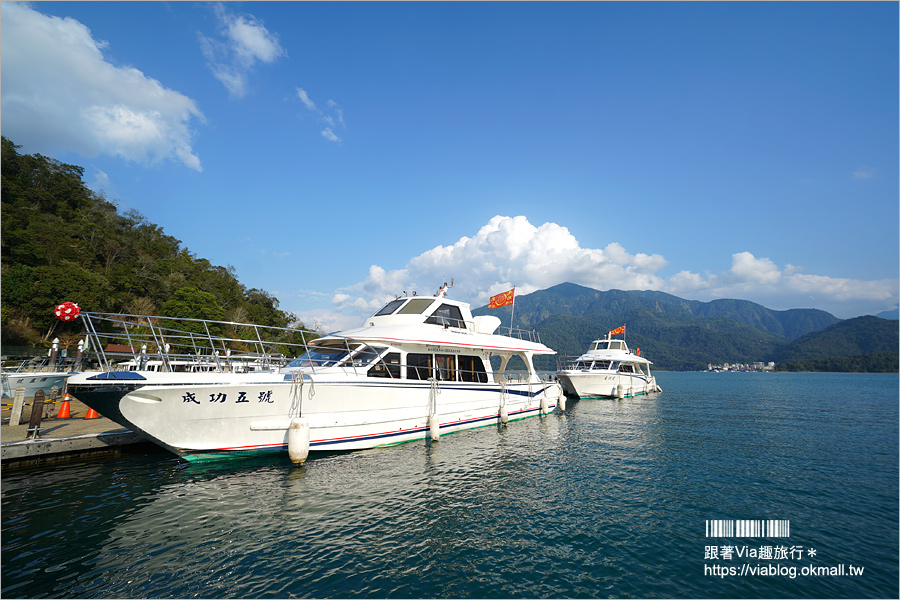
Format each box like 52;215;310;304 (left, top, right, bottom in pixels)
609;325;625;336
489;288;515;309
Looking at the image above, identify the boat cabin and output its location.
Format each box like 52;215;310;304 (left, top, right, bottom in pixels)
590;339;629;352
368;296;471;331
283;291;545;384
285;339;491;383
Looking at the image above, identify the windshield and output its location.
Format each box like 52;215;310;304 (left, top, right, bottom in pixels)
286;343;387;369
287;346;352;368
375;299;406;316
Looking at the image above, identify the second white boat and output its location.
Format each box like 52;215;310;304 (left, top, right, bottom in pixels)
556;331;660;399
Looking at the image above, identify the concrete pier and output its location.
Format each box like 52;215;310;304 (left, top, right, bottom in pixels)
2;396;155;468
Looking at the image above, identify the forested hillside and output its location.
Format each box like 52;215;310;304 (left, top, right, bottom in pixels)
477;282;839;339
1;137;307;349
773;316;899;371
475;283;897;372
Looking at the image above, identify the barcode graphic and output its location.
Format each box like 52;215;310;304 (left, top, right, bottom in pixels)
705;520;790;538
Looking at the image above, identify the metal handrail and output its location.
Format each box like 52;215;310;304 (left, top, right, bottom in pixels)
499;326;542;344
79;312;317;373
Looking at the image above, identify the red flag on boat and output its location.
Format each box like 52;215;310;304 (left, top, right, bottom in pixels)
609;325;625;336
489;288;515;309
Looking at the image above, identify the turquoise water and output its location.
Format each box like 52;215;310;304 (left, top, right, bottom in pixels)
2;373;897;598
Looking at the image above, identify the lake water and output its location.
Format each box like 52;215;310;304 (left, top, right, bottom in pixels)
2;372;897;598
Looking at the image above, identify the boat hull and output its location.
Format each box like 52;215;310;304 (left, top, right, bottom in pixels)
557;371;657;399
66;372;562;460
1;372;71;398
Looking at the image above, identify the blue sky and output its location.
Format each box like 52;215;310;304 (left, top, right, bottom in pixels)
3;1;897;330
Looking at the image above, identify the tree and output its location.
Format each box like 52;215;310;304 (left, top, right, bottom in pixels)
160;287;226;338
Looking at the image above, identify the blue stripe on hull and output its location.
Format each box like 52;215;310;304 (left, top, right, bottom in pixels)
178;403;554;461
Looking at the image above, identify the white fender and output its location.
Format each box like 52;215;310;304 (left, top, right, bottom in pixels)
429;413;440;440
288;418;310;465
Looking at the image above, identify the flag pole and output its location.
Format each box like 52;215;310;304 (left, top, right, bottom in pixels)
509;287;516;333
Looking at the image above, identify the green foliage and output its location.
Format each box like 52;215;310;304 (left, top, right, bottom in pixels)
1;137;311;347
160;287;227;338
776;352;899;373
770;316;899;363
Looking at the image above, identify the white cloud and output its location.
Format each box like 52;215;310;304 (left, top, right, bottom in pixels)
321;127;341;143
1;2;204;170
296;88;317;111
295;88;344;143
853;166;877;180
729;251;782;285
89;168;111;193
317;215;899;325
200;3;285;98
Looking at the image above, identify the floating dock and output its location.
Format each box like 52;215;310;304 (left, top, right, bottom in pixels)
1;396;154;469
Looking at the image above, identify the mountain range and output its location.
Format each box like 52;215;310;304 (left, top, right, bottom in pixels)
472;283;898;371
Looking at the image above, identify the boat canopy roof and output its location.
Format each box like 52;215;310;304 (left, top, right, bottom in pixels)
317;295;556;355
576;336;652;364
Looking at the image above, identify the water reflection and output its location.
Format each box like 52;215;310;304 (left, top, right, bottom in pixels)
2;374;896;599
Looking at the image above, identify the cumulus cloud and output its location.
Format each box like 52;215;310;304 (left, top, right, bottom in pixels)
296;87;345;143
1;2;204;170
200;3;286;97
303;215;898;327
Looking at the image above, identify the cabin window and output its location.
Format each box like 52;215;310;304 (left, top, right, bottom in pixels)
435;355;457;381
406;353;433;380
594;361;611;370
425;304;466;328
458;355;488;383
592;341;609;351
397;298;435;315
347;346;381;368
618;363;634;373
375;299;406;316
368;352;401;378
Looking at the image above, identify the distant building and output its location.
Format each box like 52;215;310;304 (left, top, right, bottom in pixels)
706;361;775;372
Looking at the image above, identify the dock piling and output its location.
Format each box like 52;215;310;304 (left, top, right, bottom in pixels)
10;387;26;427
26;390;46;439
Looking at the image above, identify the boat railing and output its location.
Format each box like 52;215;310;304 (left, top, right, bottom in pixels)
79;312;317;373
0;356;83;374
557;355;590;371
499;326;542;344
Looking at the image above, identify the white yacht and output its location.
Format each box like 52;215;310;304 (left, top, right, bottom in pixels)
65;283;563;461
556;333;660;399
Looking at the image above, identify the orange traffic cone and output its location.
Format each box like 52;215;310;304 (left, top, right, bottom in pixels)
56;395;72;419
85;407;100;419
